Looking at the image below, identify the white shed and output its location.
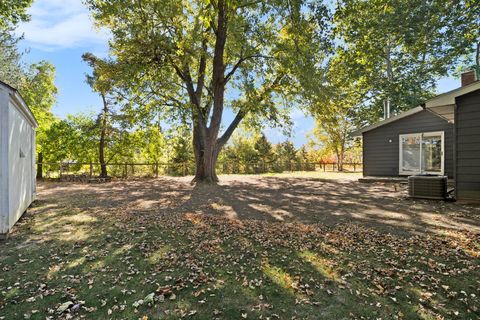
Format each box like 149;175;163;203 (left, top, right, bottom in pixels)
0;81;38;238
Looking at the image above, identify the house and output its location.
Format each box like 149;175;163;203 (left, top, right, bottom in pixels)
353;71;480;201
0;81;38;238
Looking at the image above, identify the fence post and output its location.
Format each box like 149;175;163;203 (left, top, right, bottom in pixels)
323;162;326;172
353;163;356;172
89;161;93;177
155;163;159;178
124;164;128;178
183;163;187;176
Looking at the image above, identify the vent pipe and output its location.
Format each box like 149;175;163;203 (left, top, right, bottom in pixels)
383;98;391;119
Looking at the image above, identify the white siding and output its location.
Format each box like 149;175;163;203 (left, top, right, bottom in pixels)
0;86;37;236
0;89;9;234
8;101;35;231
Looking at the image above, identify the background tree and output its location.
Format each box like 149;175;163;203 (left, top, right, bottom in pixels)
333;0;480;123
0;0;33;31
20;61;58;153
274;141;298;167
253;133;274;164
82;53;117;177
42;114;99;170
86;0;330;183
165;125;195;175
0;0;33;87
308;56;363;171
0;0;59;179
140;124;167;167
312;112;355;172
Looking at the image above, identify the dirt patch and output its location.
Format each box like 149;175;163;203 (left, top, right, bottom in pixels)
34;173;480;236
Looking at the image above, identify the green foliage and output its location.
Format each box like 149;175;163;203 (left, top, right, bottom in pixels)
274;141;298;163
254;133;274;163
139;124;167;164
0;0;33;31
166;125;195;175
43;114;98;165
0;0;33;86
333;0;480;122
0;0;58;156
84;0;331;181
0;32;24;88
19;61;58;153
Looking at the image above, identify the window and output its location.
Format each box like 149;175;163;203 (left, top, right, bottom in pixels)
399;131;444;175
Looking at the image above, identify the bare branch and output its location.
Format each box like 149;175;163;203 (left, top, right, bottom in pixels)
224;54;274;83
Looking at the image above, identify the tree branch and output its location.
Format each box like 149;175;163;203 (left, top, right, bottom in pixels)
217;109;246;147
195;36;209;100
217;72;285;147
224;54;274;83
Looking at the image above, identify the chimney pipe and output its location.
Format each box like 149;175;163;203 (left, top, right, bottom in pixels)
461;70;477;87
384;98;391;119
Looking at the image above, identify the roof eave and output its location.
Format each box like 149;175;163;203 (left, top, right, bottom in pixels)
425;80;480;109
351;106;425;136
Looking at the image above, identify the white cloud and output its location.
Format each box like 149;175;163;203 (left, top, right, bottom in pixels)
17;0;109;51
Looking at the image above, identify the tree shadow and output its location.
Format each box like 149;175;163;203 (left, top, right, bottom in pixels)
33;176;480;238
1;186;478;319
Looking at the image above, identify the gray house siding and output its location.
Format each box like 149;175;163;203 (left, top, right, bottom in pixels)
455;89;480;201
362;109;454;178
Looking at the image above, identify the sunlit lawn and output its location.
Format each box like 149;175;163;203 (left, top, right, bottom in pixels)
0;180;479;319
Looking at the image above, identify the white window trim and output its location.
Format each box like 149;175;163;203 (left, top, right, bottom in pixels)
399;131;445;176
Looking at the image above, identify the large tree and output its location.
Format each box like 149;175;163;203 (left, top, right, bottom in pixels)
86;0;329;183
82;53;117;177
0;0;33;86
333;0;480;121
20;61;58;156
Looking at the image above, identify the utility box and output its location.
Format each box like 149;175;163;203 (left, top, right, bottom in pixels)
408;175;448;200
0;81;38;238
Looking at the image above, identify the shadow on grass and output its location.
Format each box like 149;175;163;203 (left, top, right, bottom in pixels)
1;177;479;318
1;205;479;319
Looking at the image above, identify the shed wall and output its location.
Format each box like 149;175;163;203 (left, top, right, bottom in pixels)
455;89;480;201
6;100;36;234
0;89;9;234
362;110;454;177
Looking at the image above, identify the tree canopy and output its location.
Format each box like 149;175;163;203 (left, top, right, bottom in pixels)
0;0;33;31
85;0;331;182
332;0;480;121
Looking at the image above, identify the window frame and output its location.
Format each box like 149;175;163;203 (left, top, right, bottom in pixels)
399;131;445;176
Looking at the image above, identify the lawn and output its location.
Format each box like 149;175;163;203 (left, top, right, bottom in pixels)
1;173;479;319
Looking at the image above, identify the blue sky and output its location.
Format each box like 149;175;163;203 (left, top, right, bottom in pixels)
17;0;460;147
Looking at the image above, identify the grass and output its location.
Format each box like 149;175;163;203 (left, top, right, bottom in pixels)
0;183;479;319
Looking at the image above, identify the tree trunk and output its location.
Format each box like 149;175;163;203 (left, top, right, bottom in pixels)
36;152;43;179
385;43;393;118
193;146;220;183
190;0;227;184
99;127;107;177
192;128;221;183
338;150;344;172
475;41;480;76
99;94;108;178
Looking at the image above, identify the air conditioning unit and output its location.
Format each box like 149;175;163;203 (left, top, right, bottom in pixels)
408;175;448;200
